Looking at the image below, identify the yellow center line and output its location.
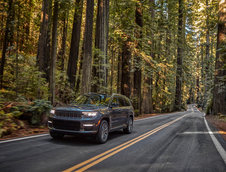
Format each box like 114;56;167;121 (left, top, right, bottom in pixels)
63;115;186;172
63;124;167;172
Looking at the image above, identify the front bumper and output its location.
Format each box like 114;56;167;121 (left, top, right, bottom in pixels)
48;116;100;135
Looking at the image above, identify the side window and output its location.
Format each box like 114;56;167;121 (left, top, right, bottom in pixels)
124;98;131;106
118;97;125;107
111;97;119;107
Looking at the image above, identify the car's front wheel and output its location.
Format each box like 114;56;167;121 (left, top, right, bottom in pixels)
123;117;133;134
96;120;109;144
50;131;64;139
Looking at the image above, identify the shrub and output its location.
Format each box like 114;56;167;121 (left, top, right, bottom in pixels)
19;99;52;125
0;108;24;138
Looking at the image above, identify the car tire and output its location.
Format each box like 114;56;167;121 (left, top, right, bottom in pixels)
123;117;133;134
50;131;64;139
96;120;109;144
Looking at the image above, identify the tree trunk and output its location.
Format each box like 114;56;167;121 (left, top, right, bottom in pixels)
212;0;226;115
174;0;184;111
134;1;142;114
121;41;131;98
0;0;14;89
117;51;122;94
25;0;32;43
37;0;52;81
142;0;155;114
67;0;83;88
15;5;20;96
92;0;109;93
200;44;204;108
203;0;210;109
57;10;68;71
81;0;94;94
50;0;59;105
110;47;114;94
196;47;200;104
76;42;84;92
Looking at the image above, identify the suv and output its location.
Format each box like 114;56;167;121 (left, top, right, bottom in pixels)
48;93;134;143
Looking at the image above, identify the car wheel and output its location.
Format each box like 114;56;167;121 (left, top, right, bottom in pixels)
96;120;109;144
50;131;64;139
123;117;133;134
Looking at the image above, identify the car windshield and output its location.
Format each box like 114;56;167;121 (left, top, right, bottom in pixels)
72;95;110;106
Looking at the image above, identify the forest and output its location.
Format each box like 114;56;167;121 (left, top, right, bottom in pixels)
0;0;225;136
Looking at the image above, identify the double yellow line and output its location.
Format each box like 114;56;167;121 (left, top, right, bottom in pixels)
63;114;186;172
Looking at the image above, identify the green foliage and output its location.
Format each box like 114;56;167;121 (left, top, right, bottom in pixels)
0;104;25;138
0;89;16;102
206;97;213;115
55;70;76;104
3;54;49;101
0;99;51;137
20;99;52;125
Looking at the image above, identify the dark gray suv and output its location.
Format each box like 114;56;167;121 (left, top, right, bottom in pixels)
48;93;134;143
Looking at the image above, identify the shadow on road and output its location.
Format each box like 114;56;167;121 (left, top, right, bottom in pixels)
46;130;126;146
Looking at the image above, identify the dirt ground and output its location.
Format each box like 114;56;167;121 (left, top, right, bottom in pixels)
206;115;226;141
0;125;48;141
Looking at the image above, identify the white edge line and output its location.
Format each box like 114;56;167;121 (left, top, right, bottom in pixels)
0;111;185;144
0;133;49;144
204;117;226;164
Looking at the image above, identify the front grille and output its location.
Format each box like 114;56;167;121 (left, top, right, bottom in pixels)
52;119;80;131
55;111;82;118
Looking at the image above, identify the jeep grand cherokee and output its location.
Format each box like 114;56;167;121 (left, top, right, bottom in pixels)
48;93;134;143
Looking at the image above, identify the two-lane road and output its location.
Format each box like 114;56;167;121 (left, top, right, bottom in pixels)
0;105;225;172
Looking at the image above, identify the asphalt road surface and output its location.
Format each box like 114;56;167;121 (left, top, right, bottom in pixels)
0;105;226;172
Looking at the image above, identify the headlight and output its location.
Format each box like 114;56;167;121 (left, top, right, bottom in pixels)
82;112;97;117
50;109;55;114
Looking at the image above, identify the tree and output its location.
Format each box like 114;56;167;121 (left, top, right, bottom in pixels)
67;0;83;88
81;0;94;94
0;0;14;89
203;0;210;108
37;0;52;80
121;41;131;98
174;0;184;111
92;0;109;93
133;0;143;114
212;0;226;115
50;0;59;104
141;0;155;114
57;9;68;71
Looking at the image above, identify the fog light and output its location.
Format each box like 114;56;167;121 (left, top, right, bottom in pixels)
83;124;94;127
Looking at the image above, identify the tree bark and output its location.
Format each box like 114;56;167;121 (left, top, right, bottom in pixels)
174;0;184;111
92;0;109;93
67;0;83;88
37;0;52;81
0;0;14;89
117;51;122;94
121;41;131;98
50;0;59;105
81;0;94;94
203;0;210;109
134;1;142;114
142;0;155;114
57;10;68;71
212;0;226;115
